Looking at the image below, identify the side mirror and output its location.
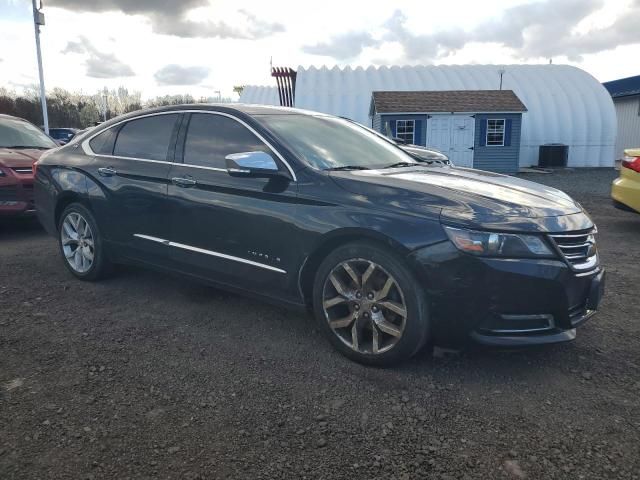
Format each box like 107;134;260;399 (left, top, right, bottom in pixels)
225;151;283;178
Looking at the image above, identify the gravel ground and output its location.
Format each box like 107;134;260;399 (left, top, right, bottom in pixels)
2;168;639;480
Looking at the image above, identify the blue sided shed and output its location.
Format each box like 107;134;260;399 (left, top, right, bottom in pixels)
369;90;527;174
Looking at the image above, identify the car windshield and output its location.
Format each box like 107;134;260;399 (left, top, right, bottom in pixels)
258;114;418;170
0;117;57;149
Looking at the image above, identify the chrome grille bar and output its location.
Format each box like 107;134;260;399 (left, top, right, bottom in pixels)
548;230;598;272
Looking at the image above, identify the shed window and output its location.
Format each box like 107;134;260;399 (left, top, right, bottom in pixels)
396;120;415;144
486;119;505;146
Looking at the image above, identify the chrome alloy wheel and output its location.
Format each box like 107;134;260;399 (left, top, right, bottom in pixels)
322;258;407;354
61;212;95;273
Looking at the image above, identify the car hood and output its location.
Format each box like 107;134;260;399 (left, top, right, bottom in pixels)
0;148;46;169
330;166;592;232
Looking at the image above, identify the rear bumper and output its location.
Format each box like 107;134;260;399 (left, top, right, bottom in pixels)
0;169;35;217
409;242;604;347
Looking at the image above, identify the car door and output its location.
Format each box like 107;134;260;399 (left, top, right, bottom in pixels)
84;112;182;265
164;112;299;297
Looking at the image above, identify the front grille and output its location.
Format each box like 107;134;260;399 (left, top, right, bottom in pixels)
0;186;18;201
22;184;34;202
548;230;598;271
12;167;33;175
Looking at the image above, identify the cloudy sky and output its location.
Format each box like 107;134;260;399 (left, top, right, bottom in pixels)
0;0;638;99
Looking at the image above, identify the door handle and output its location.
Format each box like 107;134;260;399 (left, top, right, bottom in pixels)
171;176;197;187
98;166;117;177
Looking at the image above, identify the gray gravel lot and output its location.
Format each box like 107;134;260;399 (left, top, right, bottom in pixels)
1;168;639;479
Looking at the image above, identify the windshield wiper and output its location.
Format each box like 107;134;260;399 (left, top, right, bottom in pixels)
384;161;420;169
414;159;449;166
324;165;371;171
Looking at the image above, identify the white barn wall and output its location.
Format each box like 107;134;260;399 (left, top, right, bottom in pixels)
239;85;279;106
290;65;616;168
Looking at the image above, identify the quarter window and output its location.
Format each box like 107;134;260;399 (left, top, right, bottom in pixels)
183;113;271;169
396;120;415;144
89;128;118;155
113;114;179;161
486;119;505;146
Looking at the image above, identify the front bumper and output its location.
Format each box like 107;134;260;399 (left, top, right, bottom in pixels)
0;168;35;217
409;241;604;347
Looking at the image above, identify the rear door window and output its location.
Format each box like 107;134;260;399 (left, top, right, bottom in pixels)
114;114;179;161
183;113;271;169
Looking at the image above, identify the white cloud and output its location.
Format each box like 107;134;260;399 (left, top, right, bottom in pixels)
154;65;210;86
304;0;640;64
61;36;135;78
47;0;284;39
0;0;637;99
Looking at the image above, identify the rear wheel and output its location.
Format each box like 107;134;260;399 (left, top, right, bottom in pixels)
58;203;111;280
313;241;429;366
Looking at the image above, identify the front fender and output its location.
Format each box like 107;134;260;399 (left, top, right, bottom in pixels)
296;222;446;305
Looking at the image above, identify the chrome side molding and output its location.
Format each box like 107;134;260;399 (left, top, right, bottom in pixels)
133;234;286;274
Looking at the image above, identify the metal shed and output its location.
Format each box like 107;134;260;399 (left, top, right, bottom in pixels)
369;90;527;173
240;64;616;168
603;74;640;160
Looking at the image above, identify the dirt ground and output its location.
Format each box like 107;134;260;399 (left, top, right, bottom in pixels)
1;168;639;480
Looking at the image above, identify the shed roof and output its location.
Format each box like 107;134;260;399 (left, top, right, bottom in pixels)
371;90;527;114
602;74;640;98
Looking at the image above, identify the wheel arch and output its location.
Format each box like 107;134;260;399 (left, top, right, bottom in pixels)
297;228;412;306
51;168;106;230
54;192;93;230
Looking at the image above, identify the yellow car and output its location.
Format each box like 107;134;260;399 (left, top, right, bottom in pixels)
612;148;640;214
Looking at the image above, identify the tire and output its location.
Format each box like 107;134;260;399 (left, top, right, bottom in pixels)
312;241;429;366
57;203;111;281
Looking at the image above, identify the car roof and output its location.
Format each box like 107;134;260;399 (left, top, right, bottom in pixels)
0;113;29;122
83;103;328;135
109;103;322;119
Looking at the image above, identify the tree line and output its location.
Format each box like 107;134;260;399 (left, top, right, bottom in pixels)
0;86;235;129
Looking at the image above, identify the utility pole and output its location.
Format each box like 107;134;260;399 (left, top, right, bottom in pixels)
31;0;48;134
498;68;506;90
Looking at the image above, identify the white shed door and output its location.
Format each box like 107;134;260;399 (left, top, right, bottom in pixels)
426;115;475;168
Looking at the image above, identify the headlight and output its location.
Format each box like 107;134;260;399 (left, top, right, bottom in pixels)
0;169;5;176
443;226;555;258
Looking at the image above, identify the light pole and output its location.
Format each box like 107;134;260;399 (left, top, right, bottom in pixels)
31;0;49;134
102;87;108;122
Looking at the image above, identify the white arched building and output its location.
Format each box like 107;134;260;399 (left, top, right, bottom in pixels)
240;64;616;168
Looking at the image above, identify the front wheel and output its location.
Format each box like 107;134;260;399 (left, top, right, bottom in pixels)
312;241;430;366
58;203;111;281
